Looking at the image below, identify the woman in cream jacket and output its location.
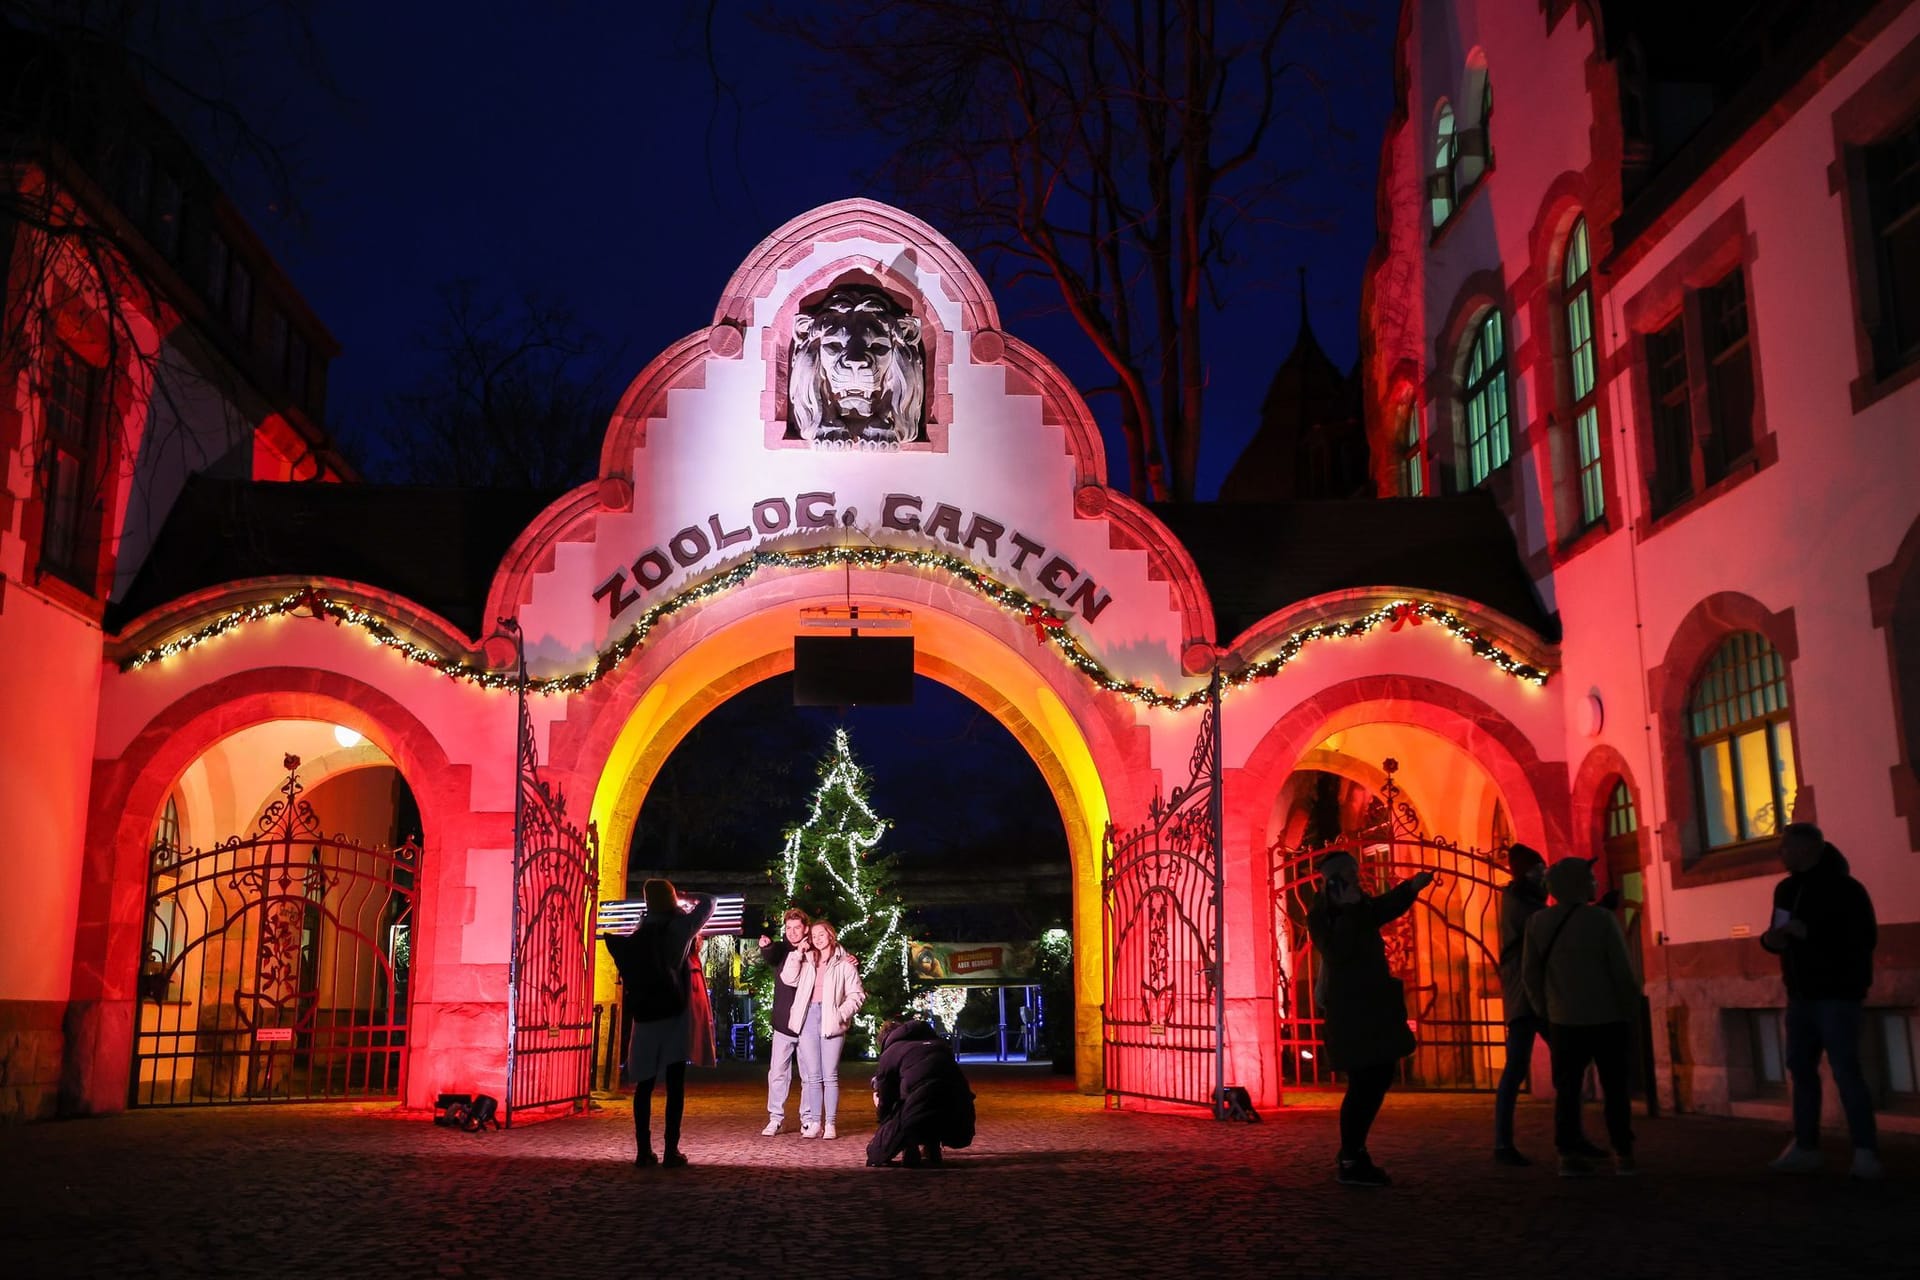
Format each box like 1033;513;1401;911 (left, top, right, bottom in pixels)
782;920;867;1139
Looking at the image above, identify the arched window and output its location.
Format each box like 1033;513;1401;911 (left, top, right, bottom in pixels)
1394;400;1424;496
1689;632;1798;851
1563;217;1604;531
1430;102;1457;228
1458;68;1494;190
1463;309;1511;486
1603;779;1638;840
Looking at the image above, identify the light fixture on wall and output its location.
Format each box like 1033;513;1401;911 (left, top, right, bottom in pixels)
333;725;363;749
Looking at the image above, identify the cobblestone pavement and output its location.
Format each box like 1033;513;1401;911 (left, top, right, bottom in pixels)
2;1063;1913;1279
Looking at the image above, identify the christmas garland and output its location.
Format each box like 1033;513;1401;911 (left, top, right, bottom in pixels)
118;545;1551;701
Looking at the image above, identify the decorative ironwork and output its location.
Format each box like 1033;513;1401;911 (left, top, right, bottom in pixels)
1269;758;1509;1094
501;619;601;1124
131;755;419;1107
1102;671;1226;1112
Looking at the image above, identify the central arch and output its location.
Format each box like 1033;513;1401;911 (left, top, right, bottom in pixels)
548;565;1144;1092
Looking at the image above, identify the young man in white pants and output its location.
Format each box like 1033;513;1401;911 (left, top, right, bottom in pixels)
757;910;809;1135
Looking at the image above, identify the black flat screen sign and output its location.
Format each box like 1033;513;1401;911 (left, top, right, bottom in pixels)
792;635;915;706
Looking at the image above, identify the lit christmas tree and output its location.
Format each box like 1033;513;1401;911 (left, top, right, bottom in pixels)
759;727;910;1052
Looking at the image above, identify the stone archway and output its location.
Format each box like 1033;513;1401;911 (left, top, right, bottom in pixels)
543;568;1150;1094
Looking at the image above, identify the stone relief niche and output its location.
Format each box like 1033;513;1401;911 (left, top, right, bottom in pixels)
786;284;927;448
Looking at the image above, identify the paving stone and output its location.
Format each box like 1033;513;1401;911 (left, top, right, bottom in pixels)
0;1063;1912;1278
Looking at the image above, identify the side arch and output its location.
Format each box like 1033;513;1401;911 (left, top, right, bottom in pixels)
67;668;482;1115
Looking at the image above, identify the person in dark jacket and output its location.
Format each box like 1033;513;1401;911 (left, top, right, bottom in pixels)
1760;824;1880;1179
603;879;714;1167
755;908;810;1136
1492;843;1549;1166
1306;850;1436;1187
865;1019;976;1167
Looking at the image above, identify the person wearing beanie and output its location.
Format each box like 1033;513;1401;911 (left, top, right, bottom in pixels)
1760;823;1881;1180
1305;849;1437;1188
1522;857;1640;1178
1492;842;1549;1166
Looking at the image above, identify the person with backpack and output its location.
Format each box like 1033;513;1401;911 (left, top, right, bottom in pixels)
1522;857;1640;1177
1493;843;1550;1166
603;878;714;1167
1760;823;1881;1180
1305;850;1437;1187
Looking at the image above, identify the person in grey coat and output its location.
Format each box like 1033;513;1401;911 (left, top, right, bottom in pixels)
1306;849;1436;1188
1492;843;1549;1166
1523;858;1640;1178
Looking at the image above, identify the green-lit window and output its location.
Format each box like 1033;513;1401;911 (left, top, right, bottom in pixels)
1431;102;1457;228
1395;402;1424;497
1604;780;1637;839
1463;310;1510;486
1564;218;1604;530
1689;632;1797;856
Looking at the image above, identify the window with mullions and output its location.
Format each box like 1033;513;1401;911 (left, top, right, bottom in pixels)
1864;114;1920;377
1689;631;1798;855
1563;218;1604;531
39;342;106;591
1430;102;1457;228
1463;310;1511;486
1646;317;1693;514
1395;402;1424;496
1702;270;1756;480
1604;780;1638;839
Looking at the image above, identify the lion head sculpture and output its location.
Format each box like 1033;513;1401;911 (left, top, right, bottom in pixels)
788;285;927;448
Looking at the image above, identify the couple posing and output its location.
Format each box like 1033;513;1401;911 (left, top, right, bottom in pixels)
758;908;866;1139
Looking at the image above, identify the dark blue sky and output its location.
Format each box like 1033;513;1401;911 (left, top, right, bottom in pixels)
211;1;1397;498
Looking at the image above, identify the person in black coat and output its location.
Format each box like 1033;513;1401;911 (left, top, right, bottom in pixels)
1759;824;1881;1179
1305;850;1436;1188
865;1019;975;1167
603;879;714;1167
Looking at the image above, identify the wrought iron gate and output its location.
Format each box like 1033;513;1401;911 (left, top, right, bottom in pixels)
1269;759;1509;1092
505;630;601;1124
131;755;418;1106
1102;673;1225;1111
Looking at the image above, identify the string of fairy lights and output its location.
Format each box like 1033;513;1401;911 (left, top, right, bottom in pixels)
117;545;1552;701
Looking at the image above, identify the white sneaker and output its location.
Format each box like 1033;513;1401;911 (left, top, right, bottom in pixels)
1850;1148;1884;1181
822;1122;837;1141
800;1121;820;1138
1768;1143;1823;1174
760;1117;783;1137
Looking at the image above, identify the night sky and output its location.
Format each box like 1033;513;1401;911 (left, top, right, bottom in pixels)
204;1;1397;498
170;3;1399;903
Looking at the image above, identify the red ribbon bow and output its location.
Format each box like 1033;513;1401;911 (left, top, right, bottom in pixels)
1025;605;1066;645
1387;603;1423;632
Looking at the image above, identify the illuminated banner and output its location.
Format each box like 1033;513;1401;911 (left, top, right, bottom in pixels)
908;940;1035;983
597;895;744;939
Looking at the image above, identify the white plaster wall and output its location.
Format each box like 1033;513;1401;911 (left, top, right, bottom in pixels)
514;232;1192;698
1579;0;1920;942
1385;2;1920;949
0;589;103;1003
